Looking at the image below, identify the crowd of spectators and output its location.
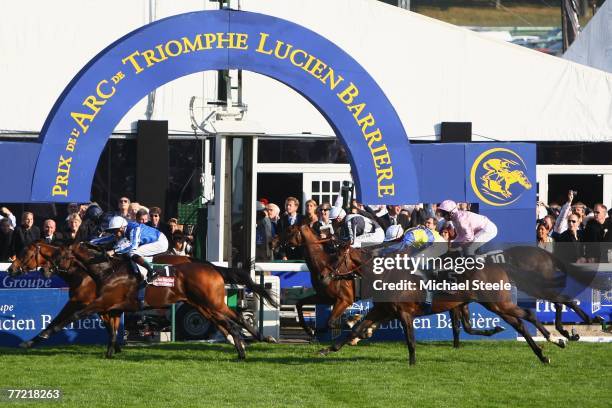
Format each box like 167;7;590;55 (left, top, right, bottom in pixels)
536;190;612;263
0;197;193;262
255;196;458;261
3;188;612;265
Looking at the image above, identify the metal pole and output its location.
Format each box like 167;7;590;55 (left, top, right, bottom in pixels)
171;304;176;342
258;268;264;336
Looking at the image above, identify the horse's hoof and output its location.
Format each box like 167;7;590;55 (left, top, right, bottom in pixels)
19;341;33;349
105;353;114;359
541;356;550;364
493;326;505;333
318;348;331;356
558;339;566;348
570;334;580;341
264;336;277;344
306;328;316;337
592;315;605;324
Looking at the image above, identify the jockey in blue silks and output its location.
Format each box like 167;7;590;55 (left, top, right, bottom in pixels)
91;216;168;282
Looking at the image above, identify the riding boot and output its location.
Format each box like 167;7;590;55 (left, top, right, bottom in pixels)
419;268;433;314
131;254;158;282
422;289;433;314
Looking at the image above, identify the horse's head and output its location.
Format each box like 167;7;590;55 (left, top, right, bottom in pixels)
284;224;305;248
331;242;366;279
7;241;60;278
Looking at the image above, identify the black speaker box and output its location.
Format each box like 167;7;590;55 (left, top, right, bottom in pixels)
136;120;169;212
441;122;472;142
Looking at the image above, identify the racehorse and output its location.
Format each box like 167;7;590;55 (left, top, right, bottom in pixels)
319;244;566;365
8;242;277;359
500;245;606;341
277;224;504;347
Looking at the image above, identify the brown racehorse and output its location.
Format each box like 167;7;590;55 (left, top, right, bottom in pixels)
8;242;276;359
318;244;566;365
278;224;504;347
500;245;607;341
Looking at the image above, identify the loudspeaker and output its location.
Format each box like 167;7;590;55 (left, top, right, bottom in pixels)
441;122;472;142
136;120;168;213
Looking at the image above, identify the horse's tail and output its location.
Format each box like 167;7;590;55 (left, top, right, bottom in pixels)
213;263;279;308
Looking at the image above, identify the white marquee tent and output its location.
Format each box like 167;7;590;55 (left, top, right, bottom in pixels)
1;0;611;142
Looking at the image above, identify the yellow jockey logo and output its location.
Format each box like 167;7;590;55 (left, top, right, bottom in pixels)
470;148;532;206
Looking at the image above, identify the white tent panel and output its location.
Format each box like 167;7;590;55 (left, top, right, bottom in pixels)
1;0;611;141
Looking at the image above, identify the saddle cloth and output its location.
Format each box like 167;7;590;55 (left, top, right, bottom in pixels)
132;258;175;287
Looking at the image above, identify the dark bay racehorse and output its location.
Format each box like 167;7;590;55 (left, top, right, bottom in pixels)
9;242;277;359
319;245;566;365
501;245;607;341
278;224;504;347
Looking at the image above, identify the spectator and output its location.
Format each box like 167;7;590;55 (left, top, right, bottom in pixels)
583;203;612;262
42;219;63;244
424;217;437;232
167;218;180;234
65;213;84;243
304;199;319;227
266;203;280;238
13;212;41;255
147;207;171;240
116;197;130;218
572;201;587;226
553;190;580;235
135;208;149;224
556;213;585;263
169;230;192;256
542;215;557;239
314;203;334;238
409;204;428;228
536;201;548;221
440;221;456;242
537;222;554;253
78;203;89;219
0;218;14;261
128;202;142;220
378;205;410;231
277;197;304;260
0;207;16;229
255;201;274;261
457;202;470;211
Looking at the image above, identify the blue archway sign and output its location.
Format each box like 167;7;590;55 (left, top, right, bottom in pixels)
31;10;420;204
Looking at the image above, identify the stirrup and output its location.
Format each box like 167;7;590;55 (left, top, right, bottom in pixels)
145;268;159;283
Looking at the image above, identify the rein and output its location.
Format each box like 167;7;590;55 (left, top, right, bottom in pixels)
331;247;376;280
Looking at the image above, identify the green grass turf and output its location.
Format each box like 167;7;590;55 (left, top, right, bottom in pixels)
1;341;610;407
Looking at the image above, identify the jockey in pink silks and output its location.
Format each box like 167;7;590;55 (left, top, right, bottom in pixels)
437;200;498;256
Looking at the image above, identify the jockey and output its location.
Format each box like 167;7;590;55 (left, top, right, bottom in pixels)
437;199;498;256
385;224;448;312
339;212;385;248
91;216;168;282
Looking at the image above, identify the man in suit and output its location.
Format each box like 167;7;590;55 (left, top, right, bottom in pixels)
13;212;41;255
277;196;304;260
41;219;63;245
583;203;612;262
378;205;410;231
